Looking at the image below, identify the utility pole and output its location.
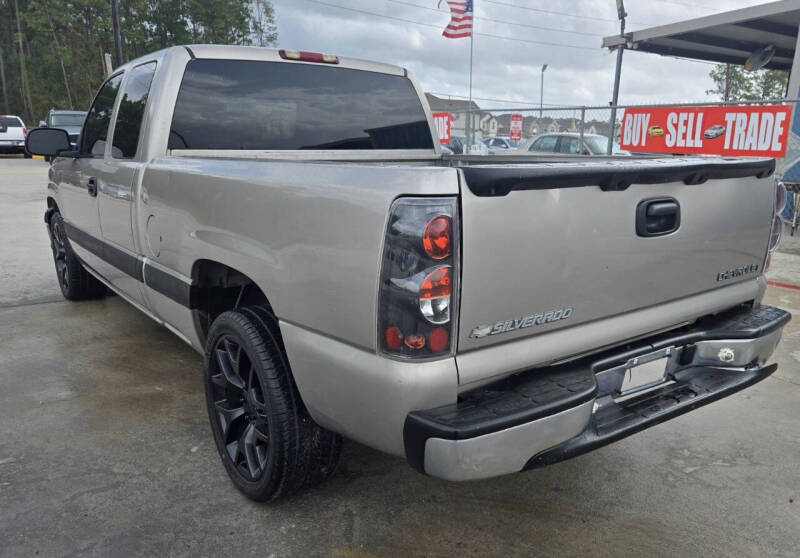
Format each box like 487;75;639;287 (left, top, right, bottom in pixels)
0;45;9;114
539;63;548;119
607;0;627;154
111;0;123;67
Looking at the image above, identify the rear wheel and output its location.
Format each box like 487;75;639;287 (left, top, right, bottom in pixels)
49;212;106;300
204;306;341;502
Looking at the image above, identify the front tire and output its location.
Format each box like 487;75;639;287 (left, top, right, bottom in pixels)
49;212;106;300
204;307;341;502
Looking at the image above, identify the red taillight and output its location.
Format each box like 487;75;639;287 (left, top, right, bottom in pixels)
776;181;787;213
404;333;426;349
423;215;451;259
419;266;451;299
428;327;449;352
385;326;403;350
378;197;459;358
279;49;339;64
22;127;27;136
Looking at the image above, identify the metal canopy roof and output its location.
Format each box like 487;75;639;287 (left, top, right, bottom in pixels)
602;0;800;70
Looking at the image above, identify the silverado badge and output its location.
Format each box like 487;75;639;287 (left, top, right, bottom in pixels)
716;263;759;282
470;307;574;339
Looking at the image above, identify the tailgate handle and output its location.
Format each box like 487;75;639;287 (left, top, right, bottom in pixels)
636;198;680;237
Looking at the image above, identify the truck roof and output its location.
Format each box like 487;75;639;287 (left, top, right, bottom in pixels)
119;44;407;77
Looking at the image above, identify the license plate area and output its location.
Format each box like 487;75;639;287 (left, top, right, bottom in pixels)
619;356;668;395
595;346;675;398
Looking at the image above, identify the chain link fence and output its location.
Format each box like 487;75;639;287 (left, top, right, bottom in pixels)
437;98;800;155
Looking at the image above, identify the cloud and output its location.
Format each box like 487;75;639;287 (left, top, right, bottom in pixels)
274;0;767;108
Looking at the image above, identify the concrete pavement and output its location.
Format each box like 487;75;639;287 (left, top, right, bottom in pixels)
1;156;799;557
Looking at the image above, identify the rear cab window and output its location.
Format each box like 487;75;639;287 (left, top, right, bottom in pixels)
169;59;434;150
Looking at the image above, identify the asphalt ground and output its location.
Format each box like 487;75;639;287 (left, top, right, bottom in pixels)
1;155;799;557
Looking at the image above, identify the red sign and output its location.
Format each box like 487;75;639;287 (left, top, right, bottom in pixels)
619;104;791;157
509;113;523;141
432;111;451;144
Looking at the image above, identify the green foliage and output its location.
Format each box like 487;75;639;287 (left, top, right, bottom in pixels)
706;63;788;102
0;0;278;123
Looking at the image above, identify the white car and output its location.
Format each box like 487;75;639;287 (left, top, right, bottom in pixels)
482;136;520;150
0;115;28;156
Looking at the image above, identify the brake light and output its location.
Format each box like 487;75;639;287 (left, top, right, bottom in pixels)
769;214;782;252
765;179;785;272
22;127;27;136
776;180;787;213
378;197;459;358
423;215;451;259
279;49;339;64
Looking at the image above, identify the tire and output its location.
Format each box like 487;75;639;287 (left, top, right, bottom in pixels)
204;306;341;502
49;212;107;300
23;151;31;159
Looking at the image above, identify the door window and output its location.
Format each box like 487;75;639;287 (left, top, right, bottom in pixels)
558;137;581;154
112;62;157;159
81;73;124;157
530;136;557;152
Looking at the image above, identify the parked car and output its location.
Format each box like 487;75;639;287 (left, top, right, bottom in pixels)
648;125;665;137
27;45;789;503
41;109;87;146
445;135;489;155
704;124;726;139
0;115;28;157
482;136;519;150
516;132;628;155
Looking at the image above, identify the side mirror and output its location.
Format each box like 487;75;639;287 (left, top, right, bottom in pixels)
26;127;72;157
39;121;47;127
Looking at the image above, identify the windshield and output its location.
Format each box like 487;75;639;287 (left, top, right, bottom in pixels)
50;114;86;127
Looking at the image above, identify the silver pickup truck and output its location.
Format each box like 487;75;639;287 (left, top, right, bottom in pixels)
26;45;790;502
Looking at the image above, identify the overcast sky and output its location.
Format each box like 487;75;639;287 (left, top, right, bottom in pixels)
272;0;774;109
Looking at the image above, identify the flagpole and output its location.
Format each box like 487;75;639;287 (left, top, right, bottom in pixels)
467;8;474;151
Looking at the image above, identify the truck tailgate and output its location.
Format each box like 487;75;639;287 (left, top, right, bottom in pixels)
455;157;775;376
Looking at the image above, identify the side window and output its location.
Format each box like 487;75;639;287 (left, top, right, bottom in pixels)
530;136;556;152
112;62;157;159
81;73;124;157
558;137;581;154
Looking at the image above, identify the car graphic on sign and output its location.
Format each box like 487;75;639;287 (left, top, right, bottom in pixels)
703;124;726;139
647;125;665;137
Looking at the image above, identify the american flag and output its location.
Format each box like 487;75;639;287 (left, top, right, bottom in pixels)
439;0;473;39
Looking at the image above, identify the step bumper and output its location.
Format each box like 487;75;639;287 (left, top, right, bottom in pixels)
404;304;790;481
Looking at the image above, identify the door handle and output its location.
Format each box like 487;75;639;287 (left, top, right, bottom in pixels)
636;198;680;237
87;177;98;197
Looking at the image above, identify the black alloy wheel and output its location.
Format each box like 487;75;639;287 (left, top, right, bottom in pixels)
48;212;106;300
51;217;70;292
204;307;342;502
208;335;271;481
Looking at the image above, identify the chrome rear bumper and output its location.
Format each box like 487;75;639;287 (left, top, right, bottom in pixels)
404;304;789;481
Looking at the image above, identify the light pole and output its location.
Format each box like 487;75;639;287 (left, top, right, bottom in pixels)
607;0;627;154
539;63;548;120
111;0;123;68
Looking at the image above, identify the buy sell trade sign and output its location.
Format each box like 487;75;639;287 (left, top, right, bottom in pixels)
620;105;792;157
